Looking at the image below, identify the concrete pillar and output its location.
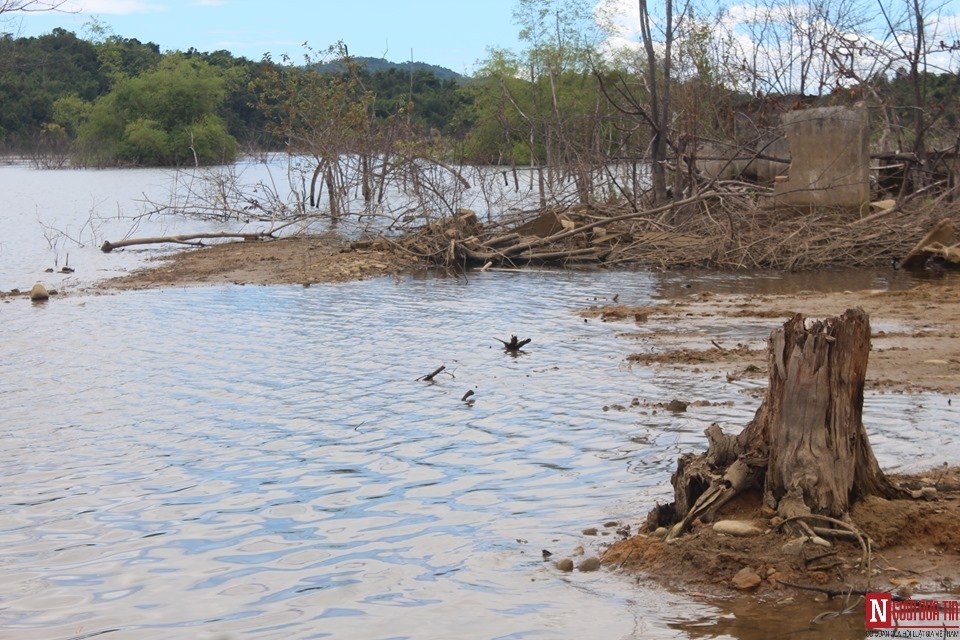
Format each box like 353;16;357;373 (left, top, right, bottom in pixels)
771;106;870;208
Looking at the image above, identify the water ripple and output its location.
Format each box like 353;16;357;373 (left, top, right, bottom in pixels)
1;271;955;639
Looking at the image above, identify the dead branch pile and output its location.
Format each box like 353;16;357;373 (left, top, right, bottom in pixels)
386;188;960;271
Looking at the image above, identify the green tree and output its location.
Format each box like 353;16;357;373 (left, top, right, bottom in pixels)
0;28;103;141
76;55;237;166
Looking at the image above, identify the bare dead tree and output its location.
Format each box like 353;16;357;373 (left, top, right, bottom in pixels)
0;0;68;14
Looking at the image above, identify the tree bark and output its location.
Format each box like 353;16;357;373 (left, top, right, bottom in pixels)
762;309;899;517
661;308;905;538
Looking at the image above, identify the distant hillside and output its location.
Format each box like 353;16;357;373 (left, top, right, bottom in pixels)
311;56;462;82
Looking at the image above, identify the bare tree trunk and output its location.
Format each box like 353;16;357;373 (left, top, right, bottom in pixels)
325;164;341;223
659;308;905;539
638;0;673;204
762;309;900;517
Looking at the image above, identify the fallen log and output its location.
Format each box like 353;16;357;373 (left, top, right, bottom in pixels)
514;247;603;261
101;231;269;253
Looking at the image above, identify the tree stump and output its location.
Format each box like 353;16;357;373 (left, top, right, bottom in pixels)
658;308;905;539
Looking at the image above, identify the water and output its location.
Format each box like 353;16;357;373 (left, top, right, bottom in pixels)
2;163;958;639
0;155;554;293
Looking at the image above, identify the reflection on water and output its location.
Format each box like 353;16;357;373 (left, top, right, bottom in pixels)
0;157;545;293
3;271;958;639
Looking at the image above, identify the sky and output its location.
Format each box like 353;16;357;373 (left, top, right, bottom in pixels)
5;0;959;81
4;0;529;74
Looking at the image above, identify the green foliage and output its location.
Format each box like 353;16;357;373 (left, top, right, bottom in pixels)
76;56;238;166
51;94;93;136
120;118;168;164
0;29;104;141
358;67;471;136
311;55;462;82
83;19;162;86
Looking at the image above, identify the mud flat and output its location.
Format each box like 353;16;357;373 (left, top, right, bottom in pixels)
583;281;960;394
584;280;960;601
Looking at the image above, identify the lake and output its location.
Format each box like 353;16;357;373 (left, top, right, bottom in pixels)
1;160;955;639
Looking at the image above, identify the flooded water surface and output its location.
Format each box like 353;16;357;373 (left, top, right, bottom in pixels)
2;163;957;639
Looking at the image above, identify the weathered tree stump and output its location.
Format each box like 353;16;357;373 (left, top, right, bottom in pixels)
657;308;905;540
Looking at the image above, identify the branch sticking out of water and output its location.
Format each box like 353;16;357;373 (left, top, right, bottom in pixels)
416;365;446;382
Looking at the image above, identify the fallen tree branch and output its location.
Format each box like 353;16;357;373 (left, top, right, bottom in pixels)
101;231;269;253
417;365;446;382
775;514;872;573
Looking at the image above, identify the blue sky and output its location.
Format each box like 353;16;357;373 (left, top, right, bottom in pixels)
7;0;959;81
6;0;528;74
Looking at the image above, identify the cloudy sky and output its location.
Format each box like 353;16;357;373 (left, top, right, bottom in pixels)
6;0;528;73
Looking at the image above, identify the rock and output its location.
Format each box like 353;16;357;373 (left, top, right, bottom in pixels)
713;520;763;537
732;567;762;590
651;527;668;539
578;557;602;572
582;527;598;536
781;537;806;556
29;283;49;302
810;536;832;548
555;558;574;572
571;545;585;556
666;399;688;412
910;487;938;500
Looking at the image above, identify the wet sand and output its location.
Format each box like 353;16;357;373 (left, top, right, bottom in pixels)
583;281;960;394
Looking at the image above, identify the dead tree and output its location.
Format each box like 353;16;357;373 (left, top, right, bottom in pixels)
656;308;906;540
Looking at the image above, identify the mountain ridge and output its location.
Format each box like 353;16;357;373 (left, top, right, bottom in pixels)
311;55;463;81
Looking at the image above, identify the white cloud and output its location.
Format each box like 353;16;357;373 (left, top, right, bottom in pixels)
595;0;641;40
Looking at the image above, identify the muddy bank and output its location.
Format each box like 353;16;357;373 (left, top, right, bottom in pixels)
599;468;960;599
100;234;422;290
582;281;960;394
581;282;960;602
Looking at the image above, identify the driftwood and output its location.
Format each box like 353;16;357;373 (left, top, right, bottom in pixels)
392;187;960;272
656;308;908;542
99;218;310;253
416;365;446;382
99;183;960;272
899;218;957;269
101;231;270;253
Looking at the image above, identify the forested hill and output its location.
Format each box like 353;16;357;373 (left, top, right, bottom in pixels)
311;56;462;82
